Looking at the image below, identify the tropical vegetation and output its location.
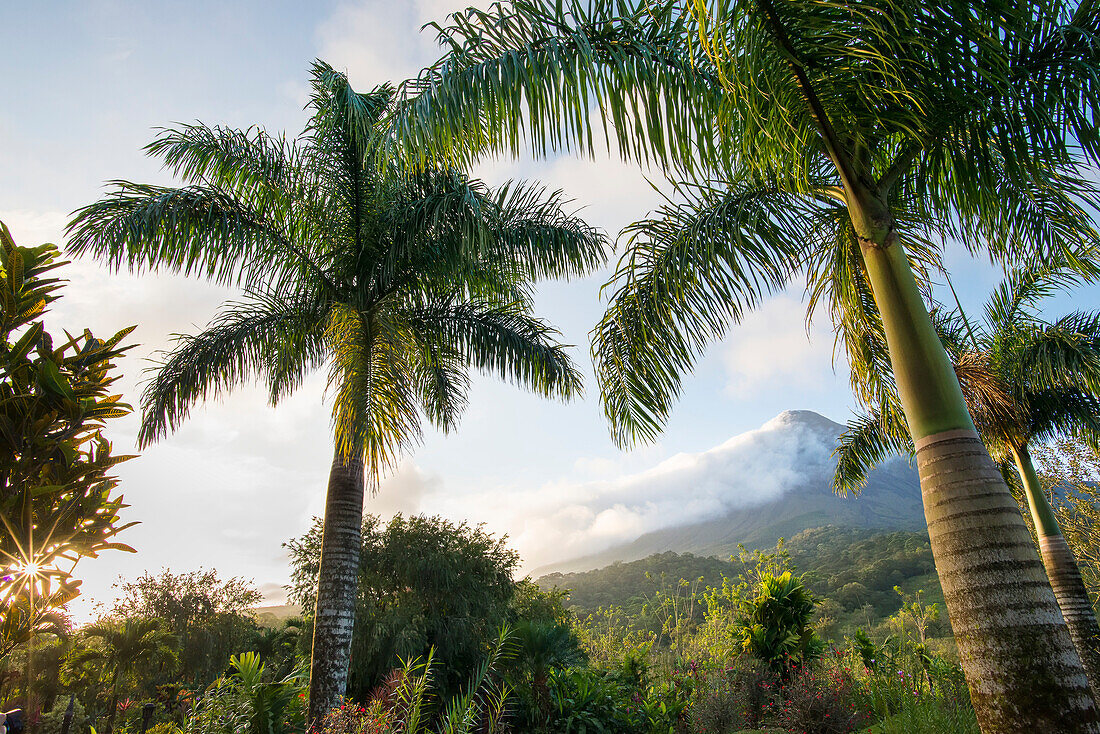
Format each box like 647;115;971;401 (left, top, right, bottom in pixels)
0;224;137;664
834;259;1100;687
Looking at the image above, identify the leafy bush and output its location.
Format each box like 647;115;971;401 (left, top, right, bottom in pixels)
315;702;393;734
862;697;980;734
543;656;689;734
183;680;253;734
176;653;305;734
36;699;88;734
687;657;775;733
734;571;824;679
314;628;513;734
287;515;518;701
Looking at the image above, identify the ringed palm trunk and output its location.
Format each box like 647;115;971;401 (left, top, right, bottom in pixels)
1012;443;1100;697
307;448;365;727
858;230;1099;732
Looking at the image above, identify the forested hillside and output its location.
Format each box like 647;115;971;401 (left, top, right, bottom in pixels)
538;525;946;641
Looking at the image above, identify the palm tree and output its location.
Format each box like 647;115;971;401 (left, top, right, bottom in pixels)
65;61;606;725
246;624;299;678
71;618;177;734
834;261;1100;693
380;2;1100;727
512;620;585;724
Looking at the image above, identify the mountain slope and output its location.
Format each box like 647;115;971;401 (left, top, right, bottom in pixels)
533;410;924;574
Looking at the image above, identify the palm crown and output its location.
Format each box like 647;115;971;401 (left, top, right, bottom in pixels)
380;0;1100;447
67;61;606;480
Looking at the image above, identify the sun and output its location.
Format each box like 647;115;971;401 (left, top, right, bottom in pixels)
19;561;42;577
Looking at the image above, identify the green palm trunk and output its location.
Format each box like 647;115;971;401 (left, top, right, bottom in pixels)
858;229;1097;731
1012;443;1100;698
307;450;365;725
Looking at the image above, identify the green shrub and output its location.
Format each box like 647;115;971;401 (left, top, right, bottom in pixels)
861;697;980;734
687;658;775;733
544;660;689;734
36;700;88;734
734;572;824;679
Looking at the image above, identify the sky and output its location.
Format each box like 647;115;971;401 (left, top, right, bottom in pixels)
2;1;1097;623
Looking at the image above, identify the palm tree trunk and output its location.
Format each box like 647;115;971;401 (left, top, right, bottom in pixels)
859;234;1099;732
104;668;120;734
307;447;365;727
1012;443;1100;697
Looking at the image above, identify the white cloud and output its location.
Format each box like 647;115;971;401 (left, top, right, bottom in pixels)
371;460;441;519
722;294;845;398
315;0;490;89
427;410;840;572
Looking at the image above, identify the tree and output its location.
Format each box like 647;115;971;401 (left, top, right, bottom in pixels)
383;1;1100;726
890;587;941;646
69;618;178;734
833;260;1100;691
66;61;606;723
286;514;519;702
0;222;135;667
1031;440;1100;609
112;569;263;687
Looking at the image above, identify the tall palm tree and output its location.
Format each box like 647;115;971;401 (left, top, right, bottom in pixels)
71;618;177;734
65;61;606;724
834;261;1100;693
379;2;1100;727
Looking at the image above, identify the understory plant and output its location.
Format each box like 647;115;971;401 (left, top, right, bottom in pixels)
180;653;305;734
316;628;513;734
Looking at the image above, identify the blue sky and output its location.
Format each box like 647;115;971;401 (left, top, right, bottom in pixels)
2;1;1096;620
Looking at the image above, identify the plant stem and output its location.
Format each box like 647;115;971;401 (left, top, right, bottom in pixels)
306;448;365;727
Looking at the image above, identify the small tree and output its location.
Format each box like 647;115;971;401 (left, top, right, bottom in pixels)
890;587;941;646
0;222;136;663
286;514;518;701
68;618;178;734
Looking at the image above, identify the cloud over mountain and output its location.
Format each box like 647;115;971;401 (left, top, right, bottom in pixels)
431;410;848;571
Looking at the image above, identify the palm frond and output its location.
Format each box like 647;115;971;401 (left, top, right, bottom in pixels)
145;123;300;201
326;305;421;484
1016;311;1100;395
483;180;608;281
408;300;583;402
832;405;912;497
66;183;323;291
138;291;327;447
593;178;808;446
384;0;722;173
408;339;471;435
1025;387;1100;451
